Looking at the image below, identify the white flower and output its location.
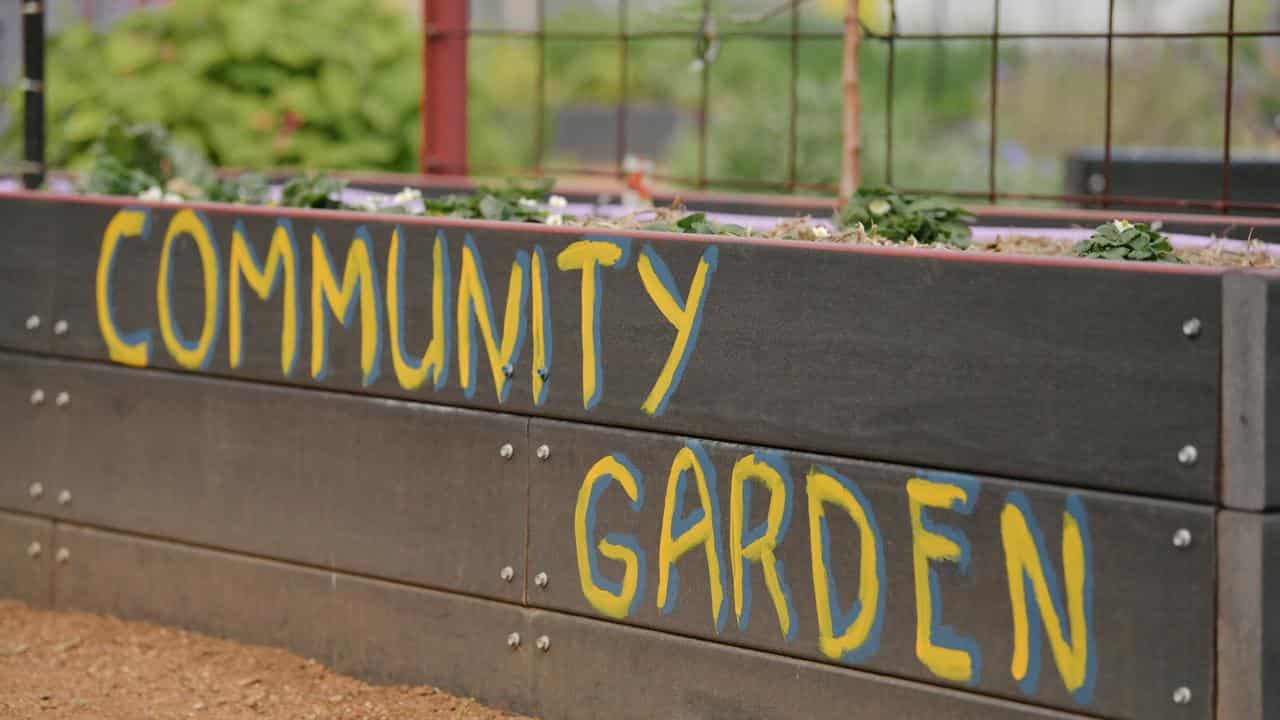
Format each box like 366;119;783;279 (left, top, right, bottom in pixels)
162;192;185;203
813;225;830;238
139;186;164;201
868;198;892;217
518;197;539;209
357;198;381;212
546;214;563;226
392;187;422;206
548;194;568;209
1112;219;1133;232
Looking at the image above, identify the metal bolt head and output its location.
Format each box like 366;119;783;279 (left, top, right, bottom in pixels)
55;547;69;564
499;443;514;460
1172;528;1192;548
1172;687;1192;705
26;541;41;558
536;444;551;461
55;392;70;408
534;572;549;589
57;489;71;506
53;320;69;336
1177;445;1199;467
536;367;549;380
28;482;43;499
25;315;40;331
1182;318;1202;339
29;389;45;406
500;566;515;583
501;364;514;378
506;632;521;649
1086;173;1107;195
535;635;551;653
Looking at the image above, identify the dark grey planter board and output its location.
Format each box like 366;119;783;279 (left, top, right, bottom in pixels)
0;351;528;603
0;195;1220;501
45;521;1104;720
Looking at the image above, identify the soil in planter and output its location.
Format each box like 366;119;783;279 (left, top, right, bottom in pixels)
0;600;536;720
576;209;1280;268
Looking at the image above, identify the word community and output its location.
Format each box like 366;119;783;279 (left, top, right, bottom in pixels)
95;208;715;415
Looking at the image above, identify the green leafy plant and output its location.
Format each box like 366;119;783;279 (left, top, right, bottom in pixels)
1074;220;1181;263
422;179;555;222
638;211;748;237
836;187;975;248
278;172;349;210
78;120;267;204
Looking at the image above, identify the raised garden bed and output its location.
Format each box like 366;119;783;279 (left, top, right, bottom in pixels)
0;181;1278;720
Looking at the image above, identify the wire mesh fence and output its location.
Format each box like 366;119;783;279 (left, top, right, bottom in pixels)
438;0;1280;215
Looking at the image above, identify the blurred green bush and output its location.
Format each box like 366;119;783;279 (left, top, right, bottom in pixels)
2;0;421;172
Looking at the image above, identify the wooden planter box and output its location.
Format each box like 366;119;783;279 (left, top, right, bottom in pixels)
0;191;1276;720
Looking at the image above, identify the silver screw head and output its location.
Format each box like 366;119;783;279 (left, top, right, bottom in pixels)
1172;529;1192;548
536;367;549;380
57;489;71;506
1086;173;1107;195
55;392;70;408
1172;686;1192;705
25;315;40;331
534;572;549;589
28;482;43;499
499;443;514;460
1181;318;1202;339
535;635;551;652
53;320;69;336
29;389;45;406
500;566;515;582
1177;445;1199;467
506;632;521;649
501;364;514;378
26;541;41;558
536;444;551;461
55;547;69;564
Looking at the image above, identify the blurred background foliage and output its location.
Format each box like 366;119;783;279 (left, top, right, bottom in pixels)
1;0;421;172
0;0;1277;197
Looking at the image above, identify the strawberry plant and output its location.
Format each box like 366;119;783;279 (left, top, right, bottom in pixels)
1073;220;1182;263
836;187;975;248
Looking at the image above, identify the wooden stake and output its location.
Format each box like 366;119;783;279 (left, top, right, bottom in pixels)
840;0;862;203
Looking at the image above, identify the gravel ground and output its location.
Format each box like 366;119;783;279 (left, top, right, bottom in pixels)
0;600;534;720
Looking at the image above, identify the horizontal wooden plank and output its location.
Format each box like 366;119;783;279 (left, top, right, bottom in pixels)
40;521;1109;720
527;418;1215;720
0;352;528;602
0;510;53;609
529;609;1100;720
51;523;536;717
14;198;1219;499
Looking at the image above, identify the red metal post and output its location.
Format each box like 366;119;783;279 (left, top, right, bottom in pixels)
422;0;468;176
